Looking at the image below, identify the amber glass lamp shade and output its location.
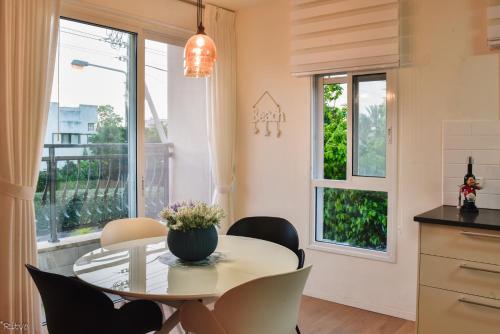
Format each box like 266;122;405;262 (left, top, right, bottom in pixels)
184;31;217;78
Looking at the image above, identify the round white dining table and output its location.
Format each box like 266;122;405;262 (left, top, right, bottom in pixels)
73;235;298;333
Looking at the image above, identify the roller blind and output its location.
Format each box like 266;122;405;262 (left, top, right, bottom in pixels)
290;0;400;76
488;5;500;48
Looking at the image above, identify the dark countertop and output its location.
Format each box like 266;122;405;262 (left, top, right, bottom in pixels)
414;205;500;231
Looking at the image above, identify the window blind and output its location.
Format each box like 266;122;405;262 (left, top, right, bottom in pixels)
487;5;500;48
290;0;400;76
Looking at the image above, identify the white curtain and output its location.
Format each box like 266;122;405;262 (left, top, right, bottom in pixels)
0;1;60;333
204;5;237;233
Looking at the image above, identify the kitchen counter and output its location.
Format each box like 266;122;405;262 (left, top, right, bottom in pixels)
414;205;500;231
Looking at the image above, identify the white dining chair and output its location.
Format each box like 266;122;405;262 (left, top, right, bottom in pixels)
180;266;312;334
100;217;167;247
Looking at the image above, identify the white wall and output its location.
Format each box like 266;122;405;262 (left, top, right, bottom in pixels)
235;0;500;320
167;45;211;204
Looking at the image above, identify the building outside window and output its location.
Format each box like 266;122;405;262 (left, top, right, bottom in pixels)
88;122;95;131
56;133;81;144
311;71;397;261
47;103;97;145
61;133;70;144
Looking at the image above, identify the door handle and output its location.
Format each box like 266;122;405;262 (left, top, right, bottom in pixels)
459;297;500;310
459;264;500;275
461;231;500;240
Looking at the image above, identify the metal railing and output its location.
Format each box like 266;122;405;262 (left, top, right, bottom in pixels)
35;143;172;242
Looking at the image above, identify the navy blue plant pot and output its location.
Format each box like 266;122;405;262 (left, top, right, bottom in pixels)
167;225;218;262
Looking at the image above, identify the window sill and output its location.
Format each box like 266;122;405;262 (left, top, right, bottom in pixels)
37;232;101;254
308;240;395;263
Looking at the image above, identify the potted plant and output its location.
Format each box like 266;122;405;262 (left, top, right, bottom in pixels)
160;201;224;262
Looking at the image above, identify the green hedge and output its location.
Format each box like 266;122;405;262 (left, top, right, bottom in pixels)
35;190;128;239
322;188;387;250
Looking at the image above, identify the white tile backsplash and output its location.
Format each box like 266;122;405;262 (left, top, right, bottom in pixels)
443;149;500;164
471;121;500;135
443;163;467;177
443;191;460;207
443;121;500;210
443;135;500;150
482;180;500;194
443;177;463;193
475;165;500;180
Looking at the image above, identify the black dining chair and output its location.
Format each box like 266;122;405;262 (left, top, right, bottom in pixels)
227;216;306;334
227;216;305;269
26;265;163;334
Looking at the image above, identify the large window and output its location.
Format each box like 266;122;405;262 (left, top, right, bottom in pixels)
312;72;396;261
36;18;137;242
35;17;213;244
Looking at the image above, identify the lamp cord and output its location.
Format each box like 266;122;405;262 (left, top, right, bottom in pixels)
197;0;204;33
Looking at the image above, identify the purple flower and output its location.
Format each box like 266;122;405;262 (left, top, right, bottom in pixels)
169;201;196;212
170;202;182;212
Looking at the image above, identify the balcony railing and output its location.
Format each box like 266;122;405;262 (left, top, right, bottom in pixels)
35;143;172;242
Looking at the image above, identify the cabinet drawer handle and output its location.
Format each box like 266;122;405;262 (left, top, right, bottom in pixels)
459;297;500;310
460;264;500;275
461;231;500;240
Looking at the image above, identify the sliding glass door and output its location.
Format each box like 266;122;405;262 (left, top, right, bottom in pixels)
36;18;137;245
36;18;212;277
142;39;169;218
142;38;210;220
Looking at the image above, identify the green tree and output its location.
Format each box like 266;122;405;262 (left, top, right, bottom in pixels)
89;105;127;145
355;104;386;177
322;84;387;250
88;105;127;161
323;188;387;250
323;84;347;180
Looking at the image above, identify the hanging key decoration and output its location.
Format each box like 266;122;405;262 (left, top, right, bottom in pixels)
252;91;285;138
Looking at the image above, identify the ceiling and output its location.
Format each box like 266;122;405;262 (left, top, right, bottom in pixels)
206;0;268;11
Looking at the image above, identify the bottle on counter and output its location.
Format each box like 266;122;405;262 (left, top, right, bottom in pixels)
458;156;481;213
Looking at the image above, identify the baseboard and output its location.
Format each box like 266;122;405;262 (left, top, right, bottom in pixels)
303;291;416;321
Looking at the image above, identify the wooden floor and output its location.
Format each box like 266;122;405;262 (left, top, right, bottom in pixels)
298;296;416;334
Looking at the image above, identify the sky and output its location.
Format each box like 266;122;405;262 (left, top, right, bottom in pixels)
51;19;168;126
358;80;386;116
327;80;386;115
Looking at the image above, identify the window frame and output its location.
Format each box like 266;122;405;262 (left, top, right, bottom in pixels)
309;70;398;262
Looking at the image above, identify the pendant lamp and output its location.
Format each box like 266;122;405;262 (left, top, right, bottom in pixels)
184;0;216;77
